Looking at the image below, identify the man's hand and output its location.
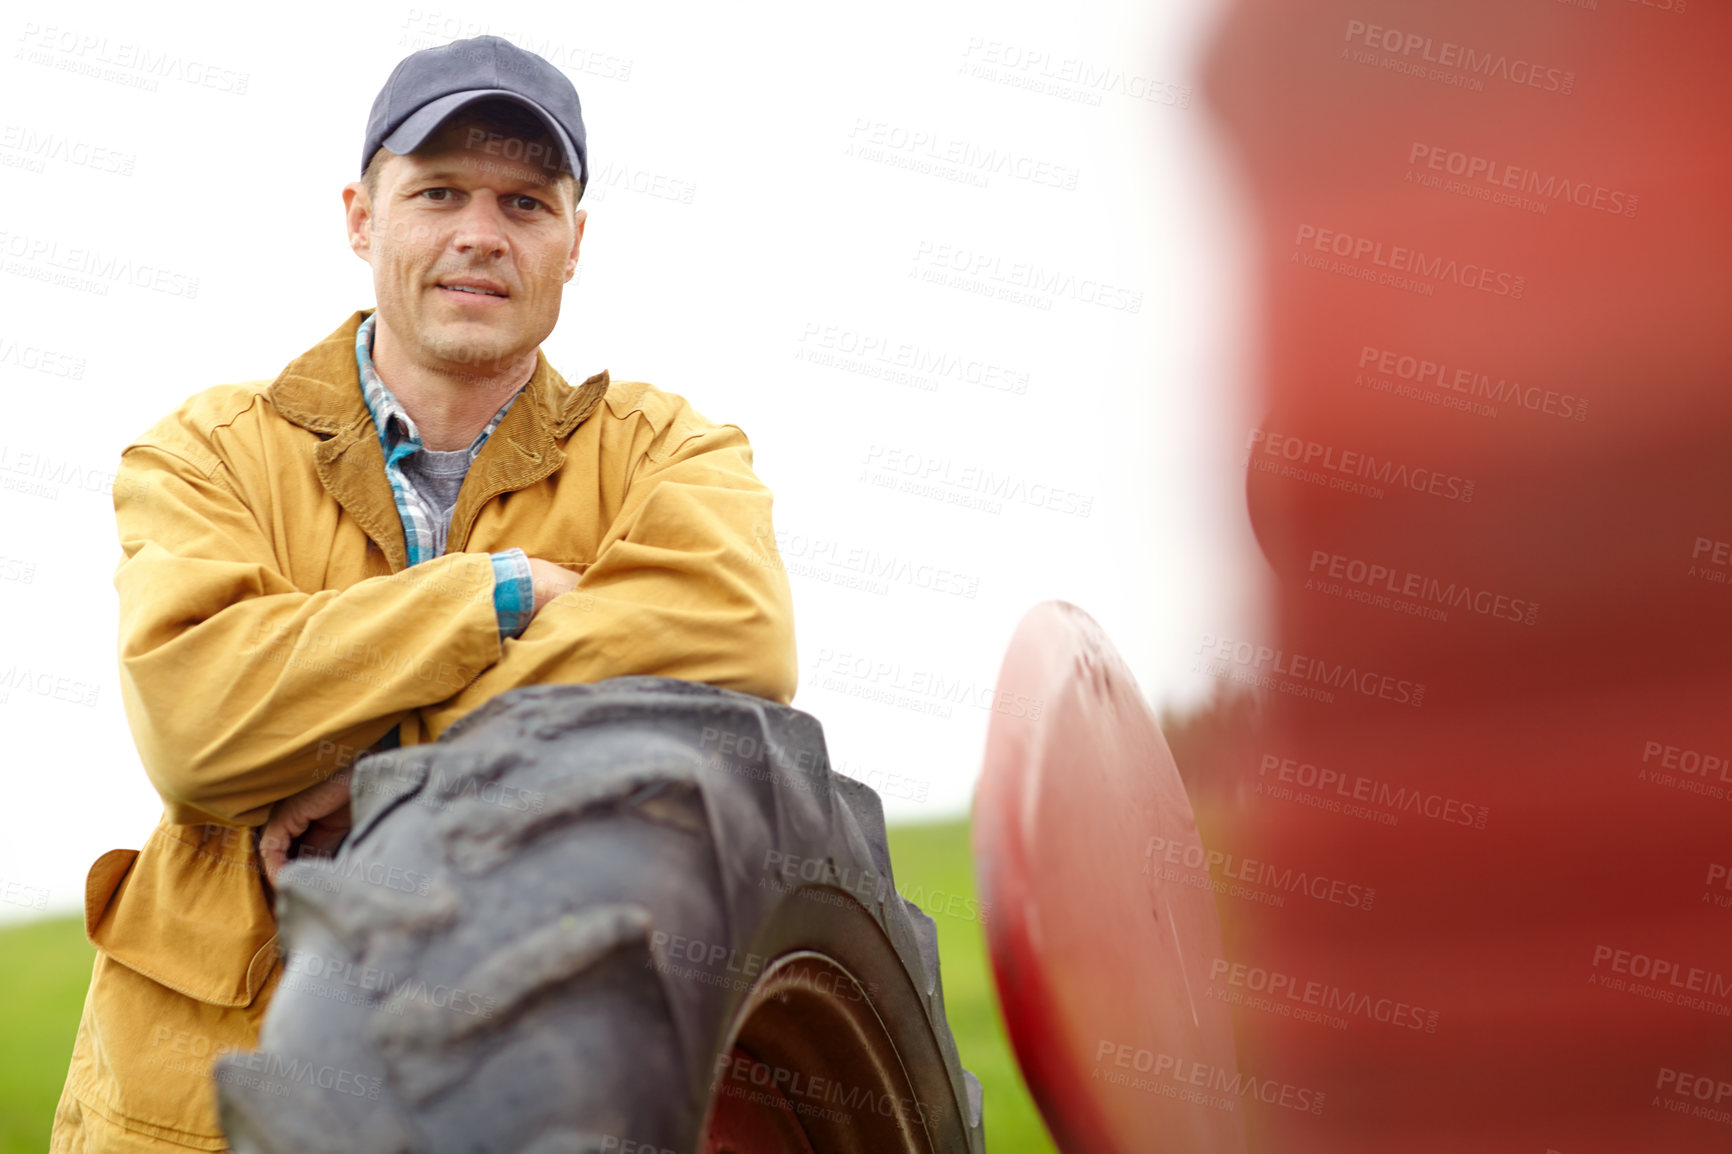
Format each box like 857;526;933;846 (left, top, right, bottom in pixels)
526;558;581;616
258;772;354;885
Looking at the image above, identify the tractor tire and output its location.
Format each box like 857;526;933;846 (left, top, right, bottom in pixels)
215;676;986;1154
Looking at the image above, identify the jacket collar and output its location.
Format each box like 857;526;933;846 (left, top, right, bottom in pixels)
266;310;611;572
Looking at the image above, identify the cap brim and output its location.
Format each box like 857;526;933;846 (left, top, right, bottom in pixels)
380;89;580;179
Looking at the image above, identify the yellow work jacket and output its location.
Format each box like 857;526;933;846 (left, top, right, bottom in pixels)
51;310;797;1151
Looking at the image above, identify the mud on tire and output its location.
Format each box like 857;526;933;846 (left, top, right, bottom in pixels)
216;676;986;1154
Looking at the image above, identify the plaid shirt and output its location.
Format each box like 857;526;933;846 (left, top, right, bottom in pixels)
355;313;534;640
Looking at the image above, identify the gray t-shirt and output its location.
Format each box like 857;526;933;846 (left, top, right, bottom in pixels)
400;446;472;558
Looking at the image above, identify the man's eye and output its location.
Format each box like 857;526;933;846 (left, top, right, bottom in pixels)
420;188;453;202
510;195;544;212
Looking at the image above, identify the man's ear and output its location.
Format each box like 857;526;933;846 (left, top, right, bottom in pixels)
566;207;587;281
342;182;372;262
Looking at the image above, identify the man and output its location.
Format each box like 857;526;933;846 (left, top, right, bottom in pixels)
51;35;796;1152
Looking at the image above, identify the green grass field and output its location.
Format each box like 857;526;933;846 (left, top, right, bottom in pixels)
886;821;1059;1154
0;819;1055;1153
0;916;93;1154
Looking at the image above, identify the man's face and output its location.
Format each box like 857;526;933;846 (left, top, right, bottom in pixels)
342;114;585;375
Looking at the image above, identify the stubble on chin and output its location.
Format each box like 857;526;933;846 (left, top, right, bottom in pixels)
417;324;522;378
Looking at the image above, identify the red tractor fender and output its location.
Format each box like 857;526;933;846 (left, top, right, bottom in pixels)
973;601;1245;1154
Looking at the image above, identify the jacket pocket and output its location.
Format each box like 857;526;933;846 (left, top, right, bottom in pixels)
86;821;280;1007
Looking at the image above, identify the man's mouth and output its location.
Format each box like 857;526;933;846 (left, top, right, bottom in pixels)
436;282;509;299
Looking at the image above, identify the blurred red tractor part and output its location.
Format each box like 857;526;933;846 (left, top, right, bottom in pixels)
1199;1;1732;1149
973;601;1245;1154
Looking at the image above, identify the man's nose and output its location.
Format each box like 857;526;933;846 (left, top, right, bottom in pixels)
449;198;511;259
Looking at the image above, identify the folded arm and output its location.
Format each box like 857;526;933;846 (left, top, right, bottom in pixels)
416;421;798;740
115;443;506;827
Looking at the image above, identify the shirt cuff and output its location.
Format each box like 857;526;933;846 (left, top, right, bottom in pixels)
490;548;535;641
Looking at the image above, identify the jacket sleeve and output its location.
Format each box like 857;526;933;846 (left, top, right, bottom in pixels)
114;442;505;828
415;419;798;741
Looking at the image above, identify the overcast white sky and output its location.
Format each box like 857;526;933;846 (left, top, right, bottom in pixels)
0;0;1266;923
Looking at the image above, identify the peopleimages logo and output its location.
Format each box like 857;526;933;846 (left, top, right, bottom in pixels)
1247;428;1475;504
14;22;251;94
1641;740;1731;783
0;662;100;707
1406;144;1638;219
1144;836;1377;912
957;38;1193;109
754;523;983;599
911;240;1143;314
0;124;136;176
1307;550;1540;627
284;950;497;1019
1207;958;1440;1033
1092;1040;1326;1115
1342;19;1575;95
1656;1067;1732;1108
1258;753;1490;831
1588;944;1732;1017
846;118;1081;190
1293;225;1525;299
1195;633;1427;708
0;334;86;379
808;646;1044;720
1357;345;1587;422
0;228;199;298
713;1052;943;1128
797;321;1031;395
861;443;1094;517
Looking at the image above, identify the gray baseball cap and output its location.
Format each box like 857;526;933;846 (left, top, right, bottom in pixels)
361;35;587;187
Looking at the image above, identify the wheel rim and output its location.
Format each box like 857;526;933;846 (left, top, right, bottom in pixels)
700;951;933;1154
